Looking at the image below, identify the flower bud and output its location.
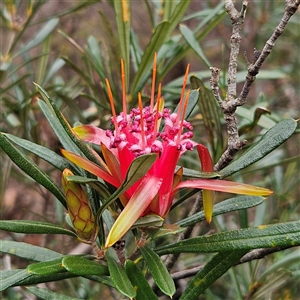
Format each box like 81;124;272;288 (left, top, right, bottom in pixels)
62;169;98;243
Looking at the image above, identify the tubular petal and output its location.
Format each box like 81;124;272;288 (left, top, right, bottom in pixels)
202;189;214;223
61;149;120;187
105;175;162;248
197;144;215;222
175;179;273;196
73;125;111;146
101;143;122;183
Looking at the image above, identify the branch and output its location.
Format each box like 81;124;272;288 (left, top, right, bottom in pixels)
237;0;300;105
164;193;203;271
170;246;295;280
225;0;248;100
211;0;299;171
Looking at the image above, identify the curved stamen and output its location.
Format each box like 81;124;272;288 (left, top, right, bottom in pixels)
177;89;190;144
176;64;190;125
106;78;119;135
150;53;157;112
153;83;162;141
121;59;127;118
138;92;146;148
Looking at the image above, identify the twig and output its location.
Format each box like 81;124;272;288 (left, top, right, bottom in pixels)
225;0;248;100
170;246;294;280
211;0;300;171
164;193;203;271
237;0;300;105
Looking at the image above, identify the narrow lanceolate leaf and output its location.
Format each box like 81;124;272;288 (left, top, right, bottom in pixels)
27;286;81;300
0;133;66;207
27;257;65;275
106;250;136;299
66;176;110;198
190;76;223;160
0;220;76;236
4;133;74;172
13;18;59;58
131;21;171;98
125;260;158;300
8;271;78;287
114;0;130;87
37;99;81;157
122;153;157;191
156;220;300;255
0;240;63;262
62;256;109;276
180;250;247;300
174;90;199;120
131;0;191;97
0;269;33;292
140;245;175;297
177;195;264;227
179;25;211;67
36;84;100;165
219;118;298;179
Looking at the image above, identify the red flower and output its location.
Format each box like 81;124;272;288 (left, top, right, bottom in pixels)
61;54;272;247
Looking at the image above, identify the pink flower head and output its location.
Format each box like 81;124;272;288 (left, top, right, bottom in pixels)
61;54;273;247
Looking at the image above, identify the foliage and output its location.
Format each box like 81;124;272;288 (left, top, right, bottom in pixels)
1;1;299;299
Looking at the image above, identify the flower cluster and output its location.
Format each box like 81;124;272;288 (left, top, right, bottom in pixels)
61;54;273;248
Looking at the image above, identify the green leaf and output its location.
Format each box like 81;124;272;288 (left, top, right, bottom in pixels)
140;245;175;297
66;175;110;197
131;214;164;229
181;167;221;179
97;154;157;219
131;21;171;98
114;0;130;88
106;250;136;299
173;89;199;120
0;269;33;292
13;18;59;59
180;250;247;299
260;249;300;280
131;0;191;97
0;133;67;207
8;271;78;287
0;240;63;262
36;84;100;165
37;100;82;156
0;220;76;236
86;35;106;80
179;25;210;67
190;75;223;160
1;73;32;93
4;133;73;172
160;3;225;79
238;107;271;136
167;0;191;32
43;58;65;85
146;224;186;240
219;119;298;178
156;220;300;255
27;286;81;300
125;260;158;300
7;1;46;54
177;195;264;227
27;257;65;275
62;256;109;276
251;270;292;300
